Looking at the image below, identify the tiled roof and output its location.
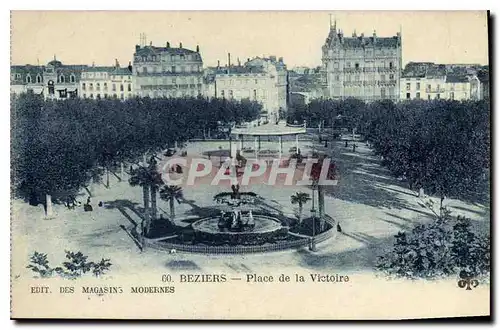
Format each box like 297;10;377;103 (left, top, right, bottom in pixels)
83;66;116;72
446;75;469;83
136;46;199;56
327;33;400;48
213;66;265;75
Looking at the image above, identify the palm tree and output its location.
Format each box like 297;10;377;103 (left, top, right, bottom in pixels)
290;192;311;224
160;185;183;220
129;164;160;235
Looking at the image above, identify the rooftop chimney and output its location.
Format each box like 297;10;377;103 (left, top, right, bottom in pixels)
115;59;119;67
217;60;220;69
166;41;170;48
278;57;283;63
179;42;183;48
128;61;132;72
352;29;357;37
228;53;231;67
135;45;140;52
196;45;200;52
373;30;377;42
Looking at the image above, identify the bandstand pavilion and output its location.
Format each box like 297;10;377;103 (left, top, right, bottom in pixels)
230;121;307;160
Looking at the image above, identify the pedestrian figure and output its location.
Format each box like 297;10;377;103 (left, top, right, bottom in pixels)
98;201;103;207
352;144;357;152
345;140;348;148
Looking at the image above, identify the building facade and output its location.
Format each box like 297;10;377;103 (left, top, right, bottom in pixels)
132;42;204;98
79;61;133;100
11;58;85;99
321;22;402;102
401;62;486;101
205;56;288;122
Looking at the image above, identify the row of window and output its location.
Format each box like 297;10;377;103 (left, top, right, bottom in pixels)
82;83;131;92
137;65;201;74
406;82;444;92
331;61;395;69
139;54;196;62
333;73;395;81
82;93;128;100
219;79;261;86
141;76;203;85
21;74;76;84
220;89;262;101
81;72;132;80
406;92;467;100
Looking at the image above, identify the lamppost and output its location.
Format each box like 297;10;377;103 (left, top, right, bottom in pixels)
310;182;318;252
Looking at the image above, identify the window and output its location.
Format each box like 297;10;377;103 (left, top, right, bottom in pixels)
180;54;185;60
152;55;156;61
59;75;65;83
112;84;116;92
450;92;454;100
120;84;124;92
406;92;411;100
142;56;147;62
428;95;431;100
104;93;108;98
334;62;339;69
416;82;420;90
416;92;421;99
335;75;340;81
346;62;351;68
427;84;432;91
355;75;360;81
96;94;101;100
170;55;175;61
103;82;108;91
221;90;225;98
96;83;100;91
255;79;258;84
113;93;117;99
389;62;394;69
90;93;94;99
120;94;124;100
172;78;176;84
437;84;441;91
355;63;359;69
89;83;94;91
26;75;32;84
83;93;86;98
381;75;386;81
16;73;21;79
36;75;42;83
437;93;441;99
82;83;86;91
171;66;176;73
59;89;67;98
128;84;131;92
229;90;233;99
406;82;411;90
253;89;257;100
381;88;386;99
389;74;394;80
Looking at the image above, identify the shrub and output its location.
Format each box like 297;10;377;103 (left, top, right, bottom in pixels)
376;216;490;280
26;251;112;279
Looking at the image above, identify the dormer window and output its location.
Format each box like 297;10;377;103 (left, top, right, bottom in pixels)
36;75;42;83
58;75;65;83
26;75;32;84
180;54;185;60
70;74;76;83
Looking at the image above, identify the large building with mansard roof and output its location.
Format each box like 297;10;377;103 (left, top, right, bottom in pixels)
132;42;204;98
321;21;402;102
11;57;86;99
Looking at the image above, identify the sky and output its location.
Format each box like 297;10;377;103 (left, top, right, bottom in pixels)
11;11;489;68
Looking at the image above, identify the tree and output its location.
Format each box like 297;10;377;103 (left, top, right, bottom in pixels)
159;185;183;220
128;165;155;235
290;192;311;224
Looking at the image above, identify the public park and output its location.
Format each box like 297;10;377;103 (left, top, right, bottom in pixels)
11;94;490;281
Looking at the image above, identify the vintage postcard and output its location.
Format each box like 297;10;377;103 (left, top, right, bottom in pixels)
10;10;490;319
